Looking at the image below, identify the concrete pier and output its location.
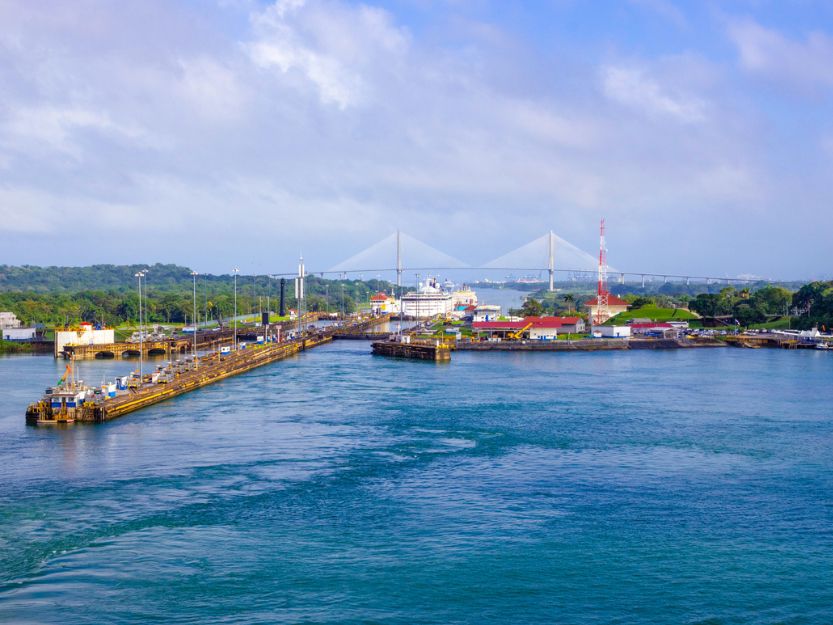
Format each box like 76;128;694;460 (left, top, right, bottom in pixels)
372;340;451;361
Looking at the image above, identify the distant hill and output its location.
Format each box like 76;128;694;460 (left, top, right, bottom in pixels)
0;264;394;326
0;263;207;293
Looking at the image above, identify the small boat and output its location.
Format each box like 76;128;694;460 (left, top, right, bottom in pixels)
816;343;830;350
27;383;91;425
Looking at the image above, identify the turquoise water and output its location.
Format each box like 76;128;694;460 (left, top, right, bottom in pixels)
1;344;832;624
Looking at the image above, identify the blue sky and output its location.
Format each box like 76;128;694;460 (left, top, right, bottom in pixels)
0;0;831;279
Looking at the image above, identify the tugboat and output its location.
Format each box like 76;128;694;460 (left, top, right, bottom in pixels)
25;362;92;425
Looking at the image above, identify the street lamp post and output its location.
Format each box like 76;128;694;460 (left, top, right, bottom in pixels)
296;256;305;342
232;268;240;351
192;271;198;368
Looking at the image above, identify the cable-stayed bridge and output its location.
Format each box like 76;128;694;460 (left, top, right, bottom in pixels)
266;231;767;287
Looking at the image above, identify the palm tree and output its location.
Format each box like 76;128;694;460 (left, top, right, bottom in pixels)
564;293;575;313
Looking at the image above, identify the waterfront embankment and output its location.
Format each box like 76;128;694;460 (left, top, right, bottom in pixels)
452;337;724;351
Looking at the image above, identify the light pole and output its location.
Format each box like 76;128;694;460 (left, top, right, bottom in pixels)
191;271;198;368
296;256;305;341
203;274;208;328
232;268;240;351
135;271;145;384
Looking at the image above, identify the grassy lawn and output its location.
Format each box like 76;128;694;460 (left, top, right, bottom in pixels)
557;333;587;340
608;305;698;324
746;317;792;330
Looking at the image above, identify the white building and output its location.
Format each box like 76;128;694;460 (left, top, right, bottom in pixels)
592;325;631;338
2;327;36;340
584;295;630;324
54;323;115;357
472;305;501;323
401;277;453;319
369;292;400;315
0;311;22;329
452;288;478;308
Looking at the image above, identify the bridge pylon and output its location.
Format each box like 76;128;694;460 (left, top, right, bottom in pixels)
548;230;555;292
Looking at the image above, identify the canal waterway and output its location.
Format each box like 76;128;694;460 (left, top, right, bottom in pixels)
472;286;529;311
1;345;832;623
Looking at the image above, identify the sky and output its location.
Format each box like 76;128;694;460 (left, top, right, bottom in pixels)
0;0;831;280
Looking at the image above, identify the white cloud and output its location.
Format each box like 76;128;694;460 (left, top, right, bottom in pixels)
601;65;707;123
728;19;833;90
0;0;826;276
1;106;149;158
0;186;152;233
175;57;250;122
246;1;409;109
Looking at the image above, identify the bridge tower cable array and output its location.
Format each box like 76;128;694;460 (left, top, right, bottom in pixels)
396;229;403;288
548;230;555;292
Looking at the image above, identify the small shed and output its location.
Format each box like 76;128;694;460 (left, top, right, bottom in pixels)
593;325;631;338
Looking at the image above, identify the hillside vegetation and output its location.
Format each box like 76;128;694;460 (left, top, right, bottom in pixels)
608;305;698;324
0;264;392;326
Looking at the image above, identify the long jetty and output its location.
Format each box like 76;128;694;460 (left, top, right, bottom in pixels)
95;335;332;422
28;314;392;425
451;336;723;352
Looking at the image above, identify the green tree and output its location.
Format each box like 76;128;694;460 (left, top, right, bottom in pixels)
520;298;545;317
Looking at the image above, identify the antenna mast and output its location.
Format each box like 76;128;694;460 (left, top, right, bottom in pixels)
596;218;609;325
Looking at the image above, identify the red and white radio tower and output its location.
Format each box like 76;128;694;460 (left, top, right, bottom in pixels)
596;218;609;325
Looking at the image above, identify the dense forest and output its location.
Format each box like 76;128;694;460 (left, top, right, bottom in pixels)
521;282;833;329
0;264;393;326
2;264;832;330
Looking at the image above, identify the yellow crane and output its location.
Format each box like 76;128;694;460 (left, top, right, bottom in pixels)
507;322;533;341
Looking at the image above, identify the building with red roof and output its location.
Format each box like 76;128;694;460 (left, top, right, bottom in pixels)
472;316;586;339
584;294;630;323
369;292;399;315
